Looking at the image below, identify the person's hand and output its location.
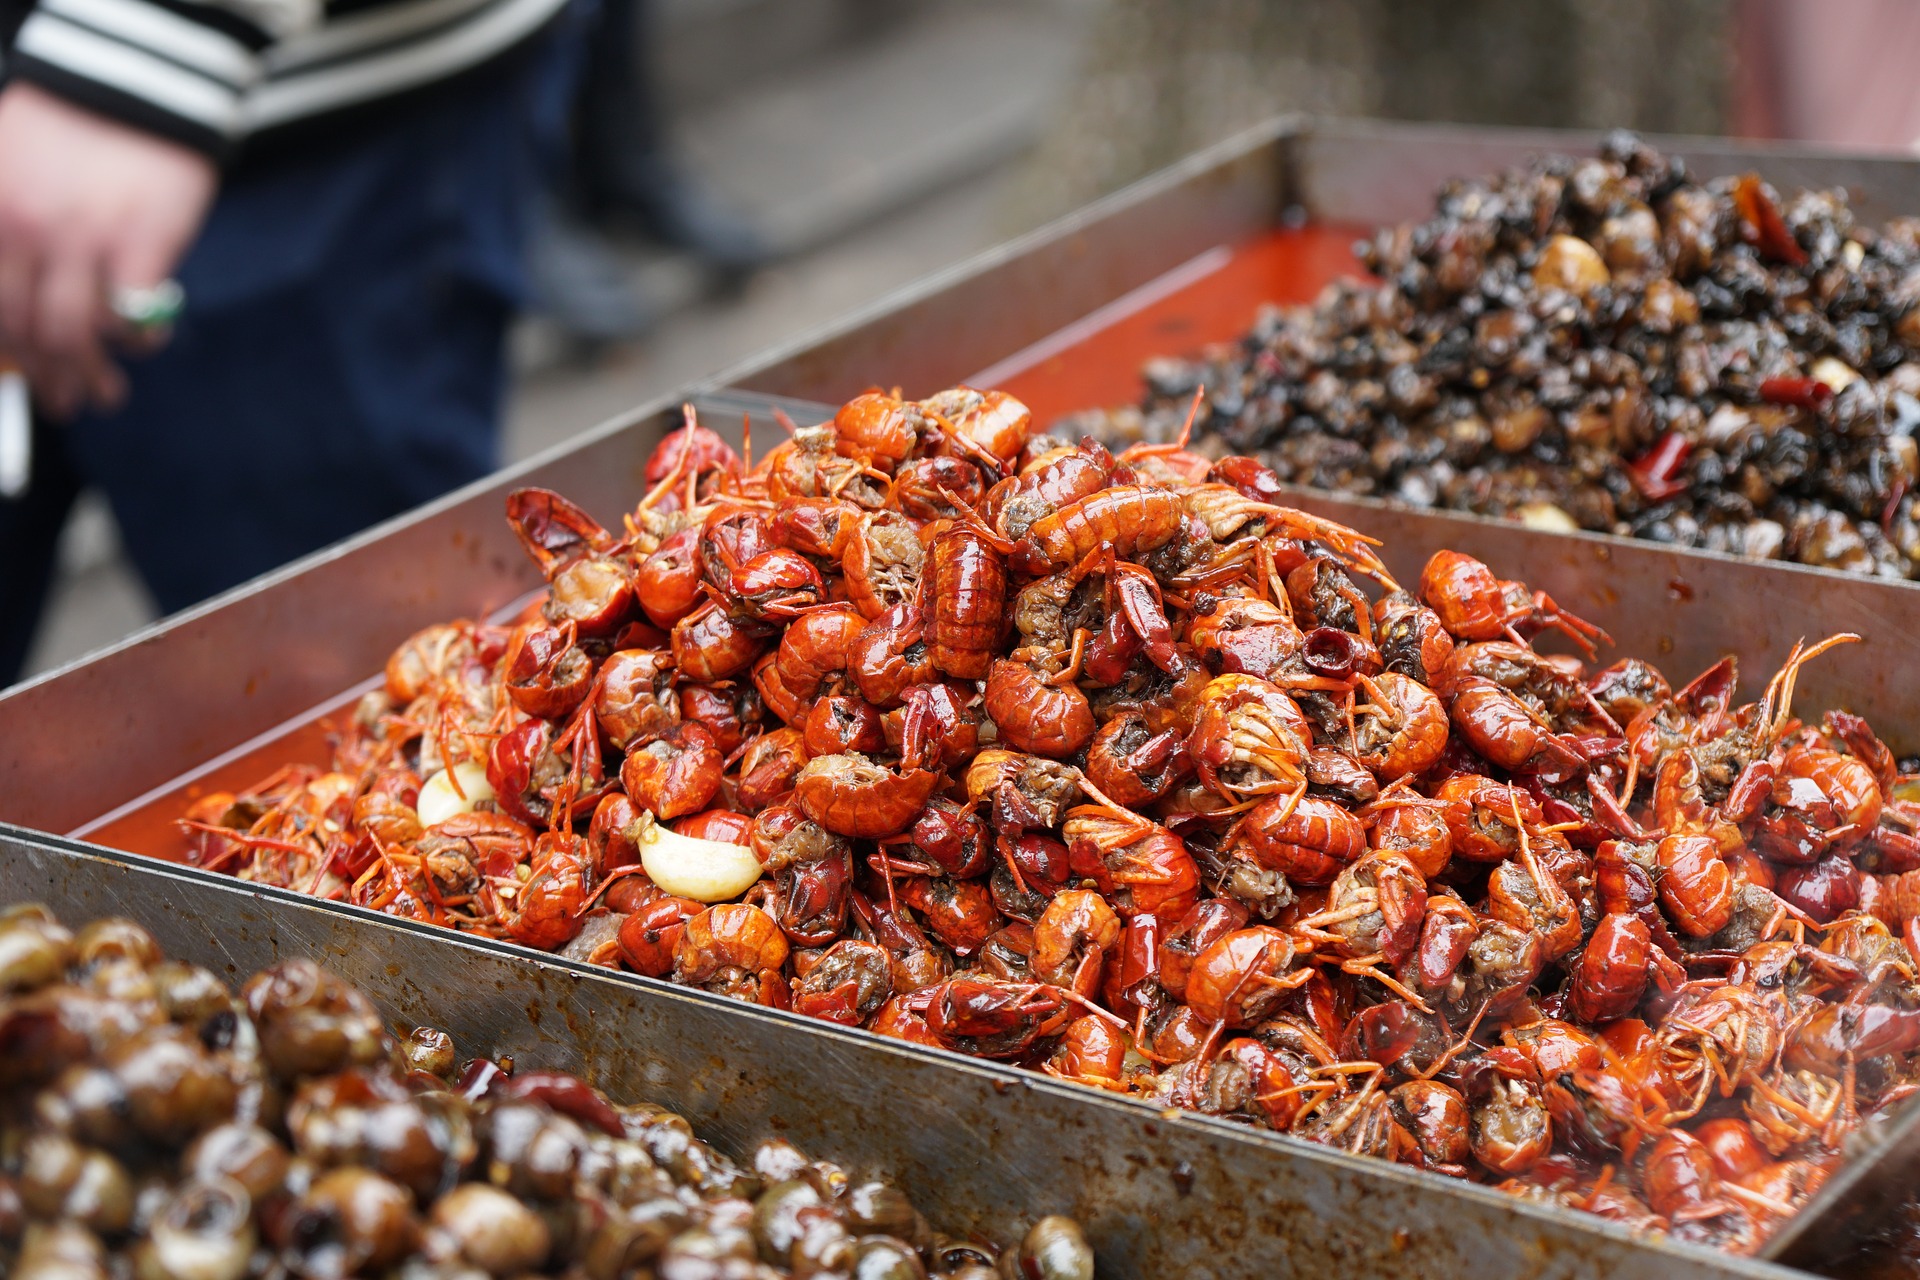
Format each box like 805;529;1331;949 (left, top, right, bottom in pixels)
0;83;218;417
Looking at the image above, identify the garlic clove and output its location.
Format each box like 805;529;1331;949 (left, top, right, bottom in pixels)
1811;356;1861;393
638;819;763;903
1516;502;1579;533
417;761;495;827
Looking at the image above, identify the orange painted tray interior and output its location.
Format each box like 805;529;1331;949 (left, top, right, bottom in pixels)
76;686;378;862
77;224;1373;863
980;223;1370;427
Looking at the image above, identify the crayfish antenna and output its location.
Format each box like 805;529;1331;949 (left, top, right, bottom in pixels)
1766;632;1862;742
1193;1015;1228;1068
1338;956;1434;1014
1614;748;1641;810
1064;543;1110;590
1508;788;1555;903
1252;539;1279;608
637;420;694;513
1271;778;1309;828
1053;981;1131;1030
1413;1000;1490;1080
1116;386;1208;465
1759;638;1804;735
1176;385;1203;450
723;729;764;771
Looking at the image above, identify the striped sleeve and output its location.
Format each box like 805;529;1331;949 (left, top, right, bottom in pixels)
8;0;270;157
5;0;572;157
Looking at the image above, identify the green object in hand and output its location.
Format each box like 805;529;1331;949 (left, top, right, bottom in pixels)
111;280;185;332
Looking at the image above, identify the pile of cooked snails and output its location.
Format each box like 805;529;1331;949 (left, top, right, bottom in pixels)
0;904;1093;1279
176;385;1920;1252
1072;131;1920;579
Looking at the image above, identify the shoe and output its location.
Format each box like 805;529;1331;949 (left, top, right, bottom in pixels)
584;152;772;275
527;195;654;344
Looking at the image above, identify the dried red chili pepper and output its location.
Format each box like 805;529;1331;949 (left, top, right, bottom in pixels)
1626;431;1692;502
1733;173;1808;267
1759;376;1834;412
456;1056;509;1102
497;1070;629;1137
1113;914;1160;995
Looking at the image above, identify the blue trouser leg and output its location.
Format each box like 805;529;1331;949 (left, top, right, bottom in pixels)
0;21;582;683
72;54;542;614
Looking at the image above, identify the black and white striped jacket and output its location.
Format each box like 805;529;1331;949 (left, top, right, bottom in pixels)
2;0;569;158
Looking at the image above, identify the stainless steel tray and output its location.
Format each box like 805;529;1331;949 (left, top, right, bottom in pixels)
0;827;1817;1280
0;417;1911;1276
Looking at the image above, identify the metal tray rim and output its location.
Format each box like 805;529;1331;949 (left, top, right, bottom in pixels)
1303;112;1920;165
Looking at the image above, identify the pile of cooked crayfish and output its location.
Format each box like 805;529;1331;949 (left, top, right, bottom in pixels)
180;385;1920;1252
0;905;1094;1279
1078;131;1920;579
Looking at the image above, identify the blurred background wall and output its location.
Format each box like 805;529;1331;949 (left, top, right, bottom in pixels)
1010;0;1730;225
